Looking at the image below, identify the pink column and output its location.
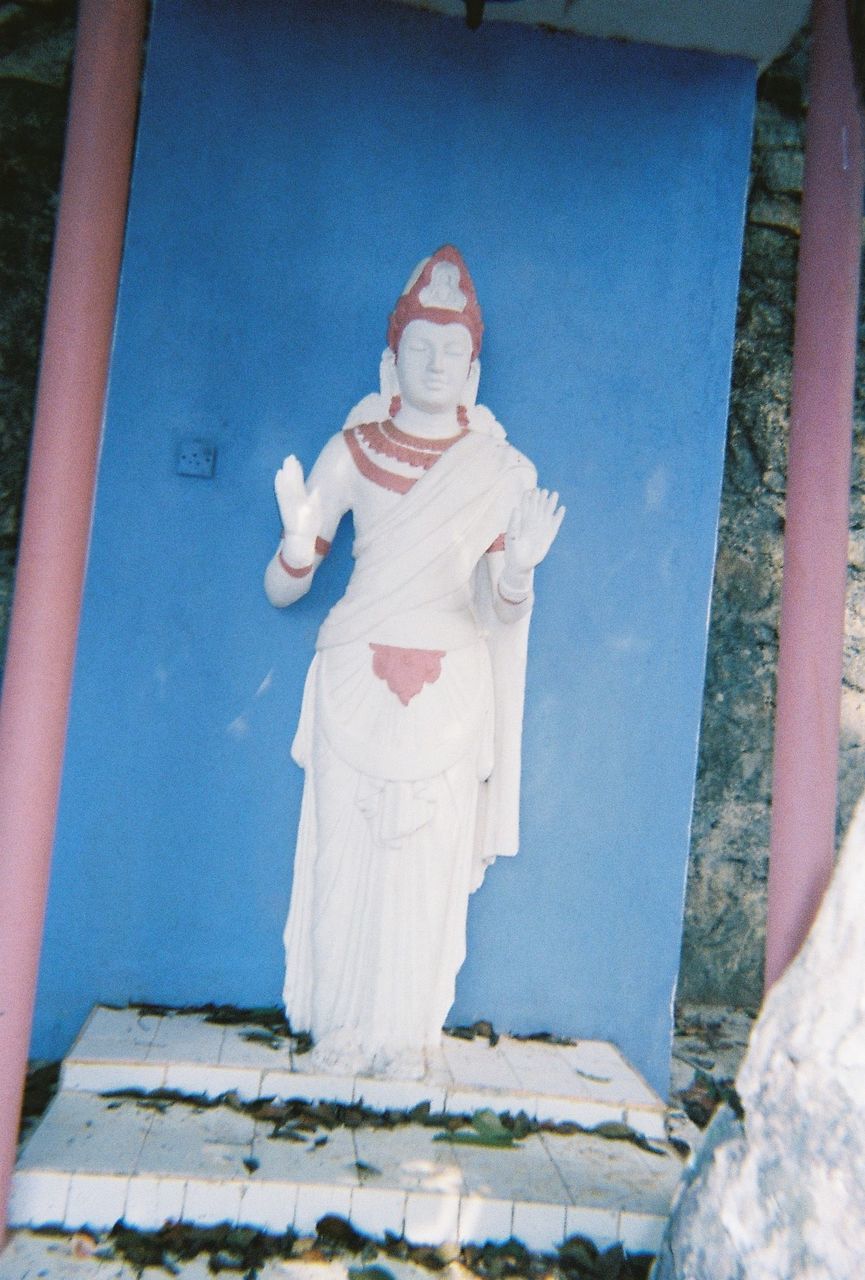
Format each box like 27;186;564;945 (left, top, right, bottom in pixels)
765;0;865;989
0;0;146;1238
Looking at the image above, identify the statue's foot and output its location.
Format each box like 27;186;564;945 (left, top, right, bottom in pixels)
305;1032;438;1081
306;1034;368;1078
368;1045;427;1080
424;1043;449;1082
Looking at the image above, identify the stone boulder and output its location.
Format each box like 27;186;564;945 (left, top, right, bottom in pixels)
654;787;865;1279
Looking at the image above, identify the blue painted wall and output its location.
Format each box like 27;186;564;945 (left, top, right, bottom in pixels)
33;0;755;1095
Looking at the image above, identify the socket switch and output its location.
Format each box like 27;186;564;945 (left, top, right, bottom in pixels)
176;438;217;479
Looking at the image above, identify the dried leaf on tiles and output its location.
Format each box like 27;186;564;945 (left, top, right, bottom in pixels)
511;1110;533;1139
316;1215;366;1253
590;1120;665;1156
591;1121;636;1139
558;1234;599;1271
293;1030;314;1054
269;1123;307;1142
443;1131;516;1147
448;1025;476;1041
241;1029;284;1050
573;1067;612;1084
435;1111;517;1148
316;1102;339;1128
471;1107;515;1141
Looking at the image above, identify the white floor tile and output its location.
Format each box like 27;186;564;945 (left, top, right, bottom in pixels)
18;1094;151;1175
624;1105;667;1141
457;1194;513;1244
403;1190;460;1245
449;1135;568;1206
123;1174;187;1230
540;1098;623;1128
62;1062;167;1094
558;1042;660;1108
294;1182;353;1235
352;1127;463;1197
163;1062;262;1099
423;1052;454;1090
602;1049;661;1107
349;1185;407;1238
563;1203;620;1249
7;1170;71;1226
540;1131;632;1204
261;1069;300;1100
148;1013;227;1063
138;1105;256;1179
540;1132;678;1216
240;1179;298;1233
556;1042;627;1093
253;1120;358;1187
510;1200;567;1252
279;1072;356;1105
219;1025;291;1069
618;1209;666;1254
440;1039;522;1092
65;1173;130;1230
498;1040;589;1099
354;1076;447;1114
182;1178;243;1226
71;1007;161;1060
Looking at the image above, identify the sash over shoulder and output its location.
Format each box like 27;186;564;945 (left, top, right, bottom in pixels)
317;429;535;653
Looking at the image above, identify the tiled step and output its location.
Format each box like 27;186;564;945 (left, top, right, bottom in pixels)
10;1089;682;1254
60;1007;667;1139
10;1007;681;1255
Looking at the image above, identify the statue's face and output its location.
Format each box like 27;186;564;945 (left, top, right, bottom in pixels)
396;319;474;415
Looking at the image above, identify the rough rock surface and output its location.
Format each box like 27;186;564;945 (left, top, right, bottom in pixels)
654;787;865;1280
679;27;865;1005
0;1;73;662
676;41;807;1006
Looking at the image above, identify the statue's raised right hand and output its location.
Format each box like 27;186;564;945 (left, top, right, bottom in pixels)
274;455;322;564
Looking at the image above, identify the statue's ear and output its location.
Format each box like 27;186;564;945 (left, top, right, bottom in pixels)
463;358;481;409
379;347;399;401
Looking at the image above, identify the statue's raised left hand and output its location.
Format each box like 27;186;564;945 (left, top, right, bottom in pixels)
275;455;322;565
504;487;566;577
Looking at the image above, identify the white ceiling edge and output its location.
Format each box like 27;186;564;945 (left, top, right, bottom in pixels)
385;0;810;69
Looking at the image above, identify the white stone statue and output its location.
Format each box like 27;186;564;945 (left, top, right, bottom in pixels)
265;246;564;1079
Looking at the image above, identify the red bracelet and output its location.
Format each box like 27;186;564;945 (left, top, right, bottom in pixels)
278;549;312;578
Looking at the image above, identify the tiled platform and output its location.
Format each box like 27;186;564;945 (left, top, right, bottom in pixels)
60;1007;667;1137
10;1008;682;1255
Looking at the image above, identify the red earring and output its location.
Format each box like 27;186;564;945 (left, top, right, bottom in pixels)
389;396;401;419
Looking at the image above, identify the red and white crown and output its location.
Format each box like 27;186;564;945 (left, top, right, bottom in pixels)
387;245;483;359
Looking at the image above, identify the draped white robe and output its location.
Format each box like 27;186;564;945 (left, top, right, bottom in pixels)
282;424;536;1075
